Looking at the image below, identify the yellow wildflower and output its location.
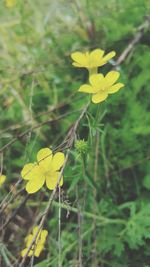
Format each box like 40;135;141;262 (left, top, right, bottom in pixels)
21;148;65;194
21;226;48;257
71;49;116;71
5;0;16;8
78;71;124;104
0;175;6;187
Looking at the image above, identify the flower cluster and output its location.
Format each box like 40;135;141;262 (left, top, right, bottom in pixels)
71;48;124;103
0;174;6;187
21;226;48;257
21;148;65;194
18;47;124;258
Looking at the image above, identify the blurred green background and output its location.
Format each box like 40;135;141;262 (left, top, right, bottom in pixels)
0;0;150;266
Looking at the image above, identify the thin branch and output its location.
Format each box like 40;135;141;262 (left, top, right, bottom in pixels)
0;187;25;216
0;92;82;135
11;200;126;226
58;186;62;267
0;109;81;153
18;103;89;267
0;194;29;232
0;179;22;211
115;15;150;66
76;186;83;267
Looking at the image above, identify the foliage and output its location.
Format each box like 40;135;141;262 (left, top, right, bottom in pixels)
0;0;150;266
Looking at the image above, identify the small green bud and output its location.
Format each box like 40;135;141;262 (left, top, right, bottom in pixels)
75;139;88;154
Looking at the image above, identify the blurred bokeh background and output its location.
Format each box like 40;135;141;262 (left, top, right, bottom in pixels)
0;0;150;266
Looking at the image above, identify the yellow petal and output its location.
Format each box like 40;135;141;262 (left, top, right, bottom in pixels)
32;227;42;242
27;228;43;245
37;148;53;172
71;52;87;67
32;226;42;237
72;62;82;67
25;173;45;194
35;245;44;257
46;171;63;190
21;248;33;257
108;83;124;94
21;248;28;257
32;226;39;235
90;49;104;59
38;230;48;246
0;175;6;186
78;84;94;93
90;49;105;67
52;152;65;171
40;230;48;243
25;234;34;247
89;74;104;91
104;71;120;88
21;163;36;180
22;164;43;184
102;51;116;62
92;92;108;104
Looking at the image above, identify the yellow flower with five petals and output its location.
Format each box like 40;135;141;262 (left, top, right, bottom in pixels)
0;174;6;187
21;148;65;194
78;71;124;104
71;49;116;73
21;226;48;257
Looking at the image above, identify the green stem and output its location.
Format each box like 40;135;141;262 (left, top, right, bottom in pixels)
95;103;101;125
88;67;98;76
24;200;126;226
9;199;126;226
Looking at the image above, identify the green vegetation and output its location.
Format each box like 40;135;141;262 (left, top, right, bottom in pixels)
0;0;150;266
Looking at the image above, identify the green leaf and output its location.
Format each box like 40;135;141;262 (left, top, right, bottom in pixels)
33;260;48;267
143;175;150;189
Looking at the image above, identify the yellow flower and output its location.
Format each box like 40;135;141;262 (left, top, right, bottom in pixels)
0;175;6;187
21;226;48;257
21;148;65;194
78;71;124;104
5;0;16;8
71;49;116;71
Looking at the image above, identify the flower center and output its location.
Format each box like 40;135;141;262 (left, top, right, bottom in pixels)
44;169;54;177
